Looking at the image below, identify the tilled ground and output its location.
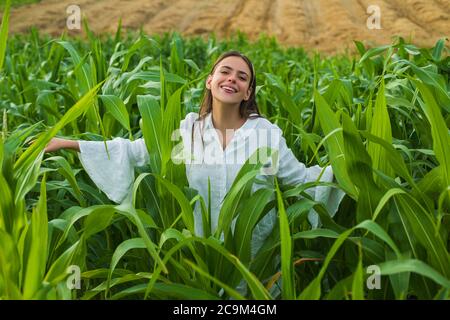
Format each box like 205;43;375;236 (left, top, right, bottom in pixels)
6;0;450;54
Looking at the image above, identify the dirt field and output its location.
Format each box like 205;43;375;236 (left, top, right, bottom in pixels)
6;0;450;54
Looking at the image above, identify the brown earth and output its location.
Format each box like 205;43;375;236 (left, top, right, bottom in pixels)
6;0;450;54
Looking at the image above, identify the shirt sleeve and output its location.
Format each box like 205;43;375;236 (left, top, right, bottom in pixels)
78;138;149;204
275;131;346;228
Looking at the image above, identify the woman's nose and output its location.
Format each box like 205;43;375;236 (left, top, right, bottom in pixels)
227;74;236;82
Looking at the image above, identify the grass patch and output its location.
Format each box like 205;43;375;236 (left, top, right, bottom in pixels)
1;0;40;10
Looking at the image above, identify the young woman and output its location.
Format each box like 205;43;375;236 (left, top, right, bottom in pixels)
45;51;344;254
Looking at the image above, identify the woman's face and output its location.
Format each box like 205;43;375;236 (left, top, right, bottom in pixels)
206;56;252;106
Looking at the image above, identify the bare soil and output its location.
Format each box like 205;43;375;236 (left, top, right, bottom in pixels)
6;0;450;54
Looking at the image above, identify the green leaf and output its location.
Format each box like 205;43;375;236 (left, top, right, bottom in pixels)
106;238;146;297
266;83;302;124
23;174;48;299
275;177;295;299
137;94;163;174
56;40;93;95
99;95;131;136
314;90;357;198
379;259;450;289
0;0;10;71
351;245;365;300
342;113;383;221
216;162;263;239
414;80;450;193
45;156;86;207
367;80;394;182
359;45;391;64
234;188;274;263
411;65;450;112
152;173;195;234
432;38;446;61
184;259;244;300
394;193;450;278
82;206;115;239
0;229;21;298
115;202;167;274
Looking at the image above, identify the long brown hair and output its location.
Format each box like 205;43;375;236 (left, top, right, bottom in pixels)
191;51;262;158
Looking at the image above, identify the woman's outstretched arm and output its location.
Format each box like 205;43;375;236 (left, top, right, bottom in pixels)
45;138;80;152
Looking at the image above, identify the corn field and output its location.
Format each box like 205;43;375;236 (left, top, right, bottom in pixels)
1;2;450;300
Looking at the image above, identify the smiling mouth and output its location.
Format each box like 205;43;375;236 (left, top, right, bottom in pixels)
220;85;237;93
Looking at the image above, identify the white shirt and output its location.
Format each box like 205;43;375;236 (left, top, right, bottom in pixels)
78;112;344;254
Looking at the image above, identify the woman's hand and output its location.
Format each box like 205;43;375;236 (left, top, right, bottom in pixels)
44;138;80;152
